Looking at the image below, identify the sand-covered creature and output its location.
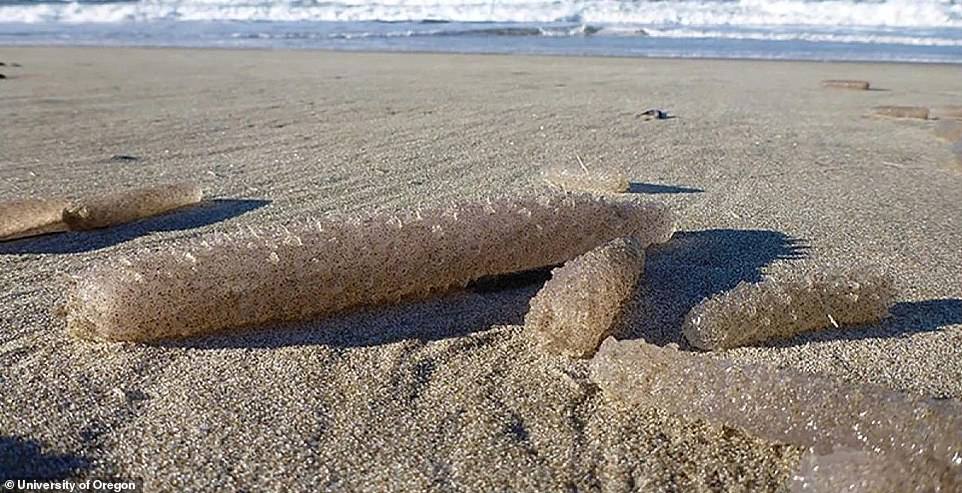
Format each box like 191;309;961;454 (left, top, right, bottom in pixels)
0;198;69;241
0;182;204;241
525;237;644;358
683;269;895;350
62;182;203;230
64;193;674;342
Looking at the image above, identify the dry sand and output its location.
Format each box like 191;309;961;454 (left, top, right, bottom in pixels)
1;47;961;491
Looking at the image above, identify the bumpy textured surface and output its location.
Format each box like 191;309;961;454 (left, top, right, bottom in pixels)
682;269;895;350
952;140;962;167
821;80;870;90
872;105;930;120
0;198;69;241
589;338;962;491
64;192;674;342
542;163;630;193
934;120;962;143
791;449;944;493
62;182;203;230
525;237;645;358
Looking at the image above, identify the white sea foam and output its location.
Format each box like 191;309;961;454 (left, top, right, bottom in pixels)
641;26;962;46
1;0;960;29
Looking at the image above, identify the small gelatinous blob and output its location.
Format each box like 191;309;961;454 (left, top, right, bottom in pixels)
542;161;629;193
821;80;870;90
873;105;930;120
791;449;944;493
589;338;962;491
950;139;962;166
934;120;962;143
64;192;674;342
525;237;644;358
682;269;895;350
62;182;202;230
0;198;69;241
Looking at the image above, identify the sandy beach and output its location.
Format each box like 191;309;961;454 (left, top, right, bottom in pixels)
1;47;961;491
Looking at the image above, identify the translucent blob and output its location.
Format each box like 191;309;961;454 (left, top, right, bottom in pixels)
525;237;645;358
791;449;945;492
0;198;69;241
542;162;630;194
682;269;895;350
64;192;674;342
934;120;962;143
589;338;962;491
873;106;930;120
62;182;203;230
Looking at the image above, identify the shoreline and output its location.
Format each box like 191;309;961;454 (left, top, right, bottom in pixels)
2;42;962;67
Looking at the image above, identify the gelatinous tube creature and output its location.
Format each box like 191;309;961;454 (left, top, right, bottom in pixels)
952;140;962;167
873;105;930;120
65;193;674;342
525;237;644;358
791;449;945;493
821;80;870;90
542;162;630;193
682;269;895;350
589;338;962;491
934;120;962;143
62;182;203;230
0;198;69;241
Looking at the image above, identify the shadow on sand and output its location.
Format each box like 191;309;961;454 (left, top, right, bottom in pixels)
623;228;810;345
628;182;704;194
0;435;90;480
0;199;269;255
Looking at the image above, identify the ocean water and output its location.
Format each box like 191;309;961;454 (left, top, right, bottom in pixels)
1;0;961;63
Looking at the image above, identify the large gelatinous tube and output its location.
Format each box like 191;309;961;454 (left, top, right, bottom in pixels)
821;80;870;90
682;269;895;350
589;338;962;490
62;182;203;230
65;193;674;342
525;237;644;358
791;449;944;493
0;198;69;241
